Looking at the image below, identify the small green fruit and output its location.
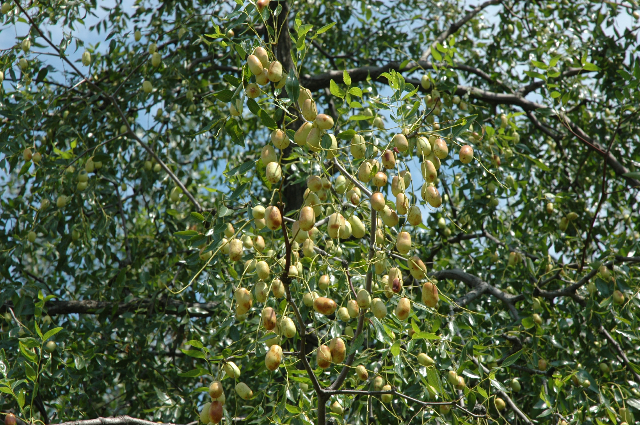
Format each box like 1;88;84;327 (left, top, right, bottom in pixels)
44;340;57;353
27;231;36;243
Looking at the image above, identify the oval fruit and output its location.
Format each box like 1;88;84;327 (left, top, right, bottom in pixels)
265;344;283;371
356;365;368;381
459;145;473;164
317;344;332;369
329;337;346;363
356;289;371;309
262;307;277;330
209;400;224;424
265;206;282;230
235;382;253;400
313;297;337;315
395;297;411;321
421;282;439;307
209;381;224;398
418;353;435;367
371;298;387;319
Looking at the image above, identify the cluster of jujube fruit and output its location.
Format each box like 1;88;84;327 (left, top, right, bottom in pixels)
195;44;477;422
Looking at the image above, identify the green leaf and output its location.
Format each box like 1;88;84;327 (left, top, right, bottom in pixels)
246;98;260;115
230;182;249;199
329;79;344;98
501;350;522;367
225;119;244;145
24;362;37;382
285;69;300;103
343;70;351;86
412;332;440;340
549;55;562;68
174;230;199;239
521;316;535;329
178;367;209;378
180;348;206;359
213;89;234;103
348;87;362;97
524;70;546;80
622;172;640;179
390;341;401;357
337;130;356;140
259;109;278;130
583;63;600;71
531;60;548;69
321;134;333;150
348;330;366;355
285;404;301;414
19;341;37;363
349;115;371;121
431;46;442;62
34;321;43;340
190;212;205;221
550;91;561;99
521;153;550;171
315;22;336;35
227;160;256;177
42;327;63;342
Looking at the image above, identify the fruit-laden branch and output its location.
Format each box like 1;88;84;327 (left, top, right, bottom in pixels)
328;208;377;391
599;325;640;384
301;59;639;188
419;0;504;61
277;204;324;395
12;0;204;212
325;389;486;419
0;298;220;318
431;269;522;320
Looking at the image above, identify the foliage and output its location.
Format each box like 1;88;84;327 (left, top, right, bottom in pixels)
1;1;639;425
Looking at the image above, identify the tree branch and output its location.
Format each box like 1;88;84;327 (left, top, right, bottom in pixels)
1;298;220;318
432;269;522;319
328;208;377;391
325;389;485;418
599;325;640;384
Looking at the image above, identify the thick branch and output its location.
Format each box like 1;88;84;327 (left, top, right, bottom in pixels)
431;269;522;319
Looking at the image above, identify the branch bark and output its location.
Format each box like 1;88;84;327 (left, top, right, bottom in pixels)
431;269;522;320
